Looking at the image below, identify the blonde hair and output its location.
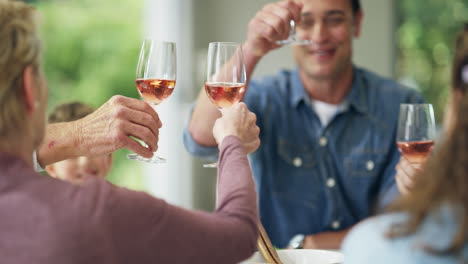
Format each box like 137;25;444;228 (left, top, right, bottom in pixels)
48;102;95;124
0;0;41;138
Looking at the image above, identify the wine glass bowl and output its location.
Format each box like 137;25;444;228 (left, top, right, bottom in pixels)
396;104;436;163
127;40;176;164
205;42;246;108
136;79;175;105
204;82;245;109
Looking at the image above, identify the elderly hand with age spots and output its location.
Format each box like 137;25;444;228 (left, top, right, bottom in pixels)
37;95;162;167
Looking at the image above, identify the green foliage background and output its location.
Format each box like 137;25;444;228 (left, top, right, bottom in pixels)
34;0;145;190
396;0;468;122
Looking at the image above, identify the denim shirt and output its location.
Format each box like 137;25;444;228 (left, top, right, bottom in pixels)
184;66;423;248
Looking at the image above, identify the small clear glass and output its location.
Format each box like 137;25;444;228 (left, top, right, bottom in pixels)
276;20;315;46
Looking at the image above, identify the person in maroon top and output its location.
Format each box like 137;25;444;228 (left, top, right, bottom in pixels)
0;1;260;263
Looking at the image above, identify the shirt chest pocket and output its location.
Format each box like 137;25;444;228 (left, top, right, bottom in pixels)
344;151;386;178
277;139;316;169
273;139;321;208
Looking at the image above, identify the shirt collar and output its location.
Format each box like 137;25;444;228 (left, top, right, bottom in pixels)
290;66;369;114
346;67;368;114
290;68;311;107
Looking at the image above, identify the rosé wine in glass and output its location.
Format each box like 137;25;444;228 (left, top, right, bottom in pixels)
204;82;245;109
397;140;434;163
136;78;175;105
396;104;436;164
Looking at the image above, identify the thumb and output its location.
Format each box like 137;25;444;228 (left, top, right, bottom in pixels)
219;107;230;116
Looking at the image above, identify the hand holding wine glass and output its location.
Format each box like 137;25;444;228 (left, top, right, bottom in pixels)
127;40;176;163
395;156;422;195
395;104;436;194
203;42;246;168
212;103;260;154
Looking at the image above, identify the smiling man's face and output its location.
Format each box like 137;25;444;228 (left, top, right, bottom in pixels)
292;0;362;81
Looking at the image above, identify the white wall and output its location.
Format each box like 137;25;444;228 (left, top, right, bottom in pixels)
354;0;396;78
142;0;396;211
141;0;195;209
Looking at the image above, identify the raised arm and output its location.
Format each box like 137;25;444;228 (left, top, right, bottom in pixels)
189;0;302;147
37;95;161;166
103;103;261;263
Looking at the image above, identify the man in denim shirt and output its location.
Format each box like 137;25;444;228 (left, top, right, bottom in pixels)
185;0;423;249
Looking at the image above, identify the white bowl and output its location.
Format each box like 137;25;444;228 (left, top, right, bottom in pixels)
240;249;344;264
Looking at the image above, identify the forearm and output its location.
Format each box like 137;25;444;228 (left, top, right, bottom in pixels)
37;122;81;167
136;136;258;263
215;135;258;260
216;136;257;213
189;88;221;146
242;41;263;87
303;227;352;249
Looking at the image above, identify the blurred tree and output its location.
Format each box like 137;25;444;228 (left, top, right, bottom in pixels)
34;0;146;190
397;0;468;122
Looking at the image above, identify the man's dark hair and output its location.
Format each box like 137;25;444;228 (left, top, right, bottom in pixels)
351;0;361;15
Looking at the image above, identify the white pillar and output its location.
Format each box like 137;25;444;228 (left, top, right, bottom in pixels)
141;0;195;209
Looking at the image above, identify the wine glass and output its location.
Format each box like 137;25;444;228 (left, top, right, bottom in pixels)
203;42;246;168
396;104;436;163
127;40;176;163
276;20;315;46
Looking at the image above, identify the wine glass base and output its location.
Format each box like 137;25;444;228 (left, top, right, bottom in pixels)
203;162;218;168
127;154;166;164
276;39;312;45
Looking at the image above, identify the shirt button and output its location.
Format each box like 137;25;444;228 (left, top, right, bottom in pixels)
293;157;302;167
319;137;328;147
326;178;336;188
331;220;341;230
366;160;375;171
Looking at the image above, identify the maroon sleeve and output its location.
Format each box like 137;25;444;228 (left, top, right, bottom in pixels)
102;135;258;264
